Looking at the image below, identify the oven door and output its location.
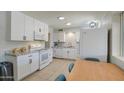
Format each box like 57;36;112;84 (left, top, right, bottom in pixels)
40;52;49;65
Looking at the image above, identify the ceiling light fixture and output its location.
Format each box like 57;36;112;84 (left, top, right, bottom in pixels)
57;16;65;20
66;22;71;26
88;20;98;29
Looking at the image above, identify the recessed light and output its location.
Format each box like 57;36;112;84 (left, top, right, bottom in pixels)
57;16;65;20
66;22;71;26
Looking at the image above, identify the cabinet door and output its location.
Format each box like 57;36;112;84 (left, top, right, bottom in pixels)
34;19;42;39
76;31;80;42
17;55;30;80
40;22;45;40
54;49;60;58
25;15;34;41
53;49;56;57
62;49;68;59
44;24;48;41
48;49;53;62
54;49;59;57
68;49;76;59
30;52;39;73
53;32;58;42
58;32;65;42
11;12;25;41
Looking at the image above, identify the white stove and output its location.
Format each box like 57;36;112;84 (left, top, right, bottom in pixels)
39;48;53;70
29;44;53;70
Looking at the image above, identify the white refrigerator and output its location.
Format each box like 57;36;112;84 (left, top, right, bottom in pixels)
80;28;108;62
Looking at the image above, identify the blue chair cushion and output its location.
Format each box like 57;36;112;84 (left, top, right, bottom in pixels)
84;58;100;62
68;63;74;73
55;74;66;81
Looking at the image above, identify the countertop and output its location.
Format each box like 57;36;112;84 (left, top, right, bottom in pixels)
54;47;76;49
5;48;52;57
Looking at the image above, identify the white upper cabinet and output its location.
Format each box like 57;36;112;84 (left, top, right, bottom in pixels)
34;19;48;41
34;19;42;40
76;31;80;42
11;12;25;41
53;31;65;42
11;11;48;41
44;23;49;41
25;15;34;41
11;12;34;41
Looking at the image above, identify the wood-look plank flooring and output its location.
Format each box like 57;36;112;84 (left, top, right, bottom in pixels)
23;58;75;81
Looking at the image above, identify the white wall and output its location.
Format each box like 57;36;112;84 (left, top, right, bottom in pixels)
110;13;124;69
111;14;121;56
0;11;45;62
111;56;124;70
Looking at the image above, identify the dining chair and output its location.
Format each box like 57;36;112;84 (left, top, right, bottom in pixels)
84;58;100;62
55;74;66;81
68;63;74;73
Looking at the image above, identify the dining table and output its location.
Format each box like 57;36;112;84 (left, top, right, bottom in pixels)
67;59;124;81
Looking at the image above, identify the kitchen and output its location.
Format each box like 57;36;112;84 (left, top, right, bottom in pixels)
0;11;80;81
0;11;124;81
0;11;54;80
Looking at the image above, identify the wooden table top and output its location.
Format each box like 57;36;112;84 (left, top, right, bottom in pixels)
67;59;124;81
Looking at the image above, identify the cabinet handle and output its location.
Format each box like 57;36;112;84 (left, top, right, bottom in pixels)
39;28;41;32
29;59;32;64
28;55;32;57
23;36;26;40
67;51;69;53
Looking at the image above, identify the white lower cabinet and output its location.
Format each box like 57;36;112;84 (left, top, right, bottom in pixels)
30;52;39;73
17;55;30;80
6;52;39;80
53;48;63;58
53;48;76;60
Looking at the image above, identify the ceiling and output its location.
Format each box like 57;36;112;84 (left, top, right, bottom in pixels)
23;11;120;29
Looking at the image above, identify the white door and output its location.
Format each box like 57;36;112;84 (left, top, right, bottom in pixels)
30;53;39;73
80;29;108;61
11;12;25;41
25;15;34;41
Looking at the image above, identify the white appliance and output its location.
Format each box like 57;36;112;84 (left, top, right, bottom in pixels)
80;28;108;62
39;48;53;70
